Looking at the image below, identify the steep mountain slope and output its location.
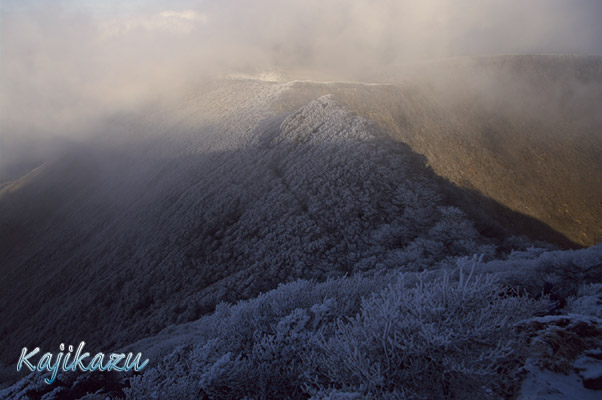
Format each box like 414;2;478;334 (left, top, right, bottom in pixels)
277;56;602;246
0;90;517;371
389;55;602;247
1;56;601;393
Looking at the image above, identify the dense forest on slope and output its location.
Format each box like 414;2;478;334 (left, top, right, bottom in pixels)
1;56;601;398
0;95;524;367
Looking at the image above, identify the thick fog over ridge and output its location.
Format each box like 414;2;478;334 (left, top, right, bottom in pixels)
2;0;602;153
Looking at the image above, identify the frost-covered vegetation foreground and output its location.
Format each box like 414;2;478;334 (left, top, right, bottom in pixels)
3;245;601;399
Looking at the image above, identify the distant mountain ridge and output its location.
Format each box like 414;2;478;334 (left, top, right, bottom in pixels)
276;55;602;246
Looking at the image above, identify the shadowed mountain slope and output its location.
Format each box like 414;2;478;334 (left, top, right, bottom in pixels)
0;91;561;372
0;56;600;385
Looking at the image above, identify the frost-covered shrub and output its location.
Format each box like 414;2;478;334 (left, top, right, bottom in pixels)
125;265;549;400
125;274;388;399
305;270;548;399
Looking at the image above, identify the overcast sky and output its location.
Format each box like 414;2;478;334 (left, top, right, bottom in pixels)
3;0;602;59
1;0;601;146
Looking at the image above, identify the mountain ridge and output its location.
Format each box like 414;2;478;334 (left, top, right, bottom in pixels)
1;55;601;394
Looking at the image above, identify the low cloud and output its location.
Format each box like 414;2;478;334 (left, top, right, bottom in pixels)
100;10;208;38
1;0;601;160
